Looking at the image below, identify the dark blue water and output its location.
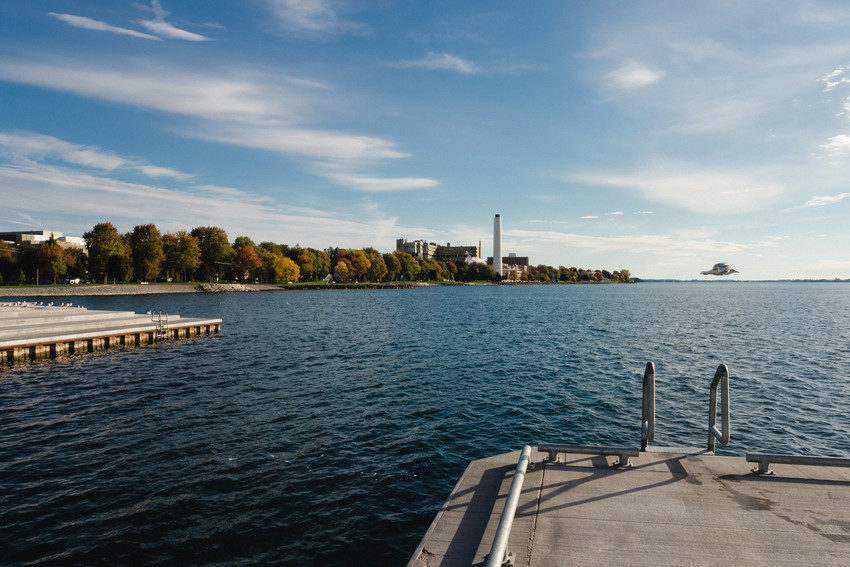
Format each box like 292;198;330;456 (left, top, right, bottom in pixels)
2;283;849;565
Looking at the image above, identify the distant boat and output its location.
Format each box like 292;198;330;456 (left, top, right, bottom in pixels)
700;263;739;276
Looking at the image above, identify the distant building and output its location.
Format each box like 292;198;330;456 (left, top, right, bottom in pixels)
396;238;482;264
487;253;529;276
0;230;87;252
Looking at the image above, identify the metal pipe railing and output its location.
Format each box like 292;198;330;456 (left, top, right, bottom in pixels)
747;453;850;475
486;445;531;567
641;361;655;451
708;364;730;452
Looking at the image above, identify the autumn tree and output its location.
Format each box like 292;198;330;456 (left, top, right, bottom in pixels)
279;256;300;282
234;245;262;281
38;237;67;283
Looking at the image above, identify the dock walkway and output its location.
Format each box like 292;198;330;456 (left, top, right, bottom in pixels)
410;448;850;566
1;303;221;364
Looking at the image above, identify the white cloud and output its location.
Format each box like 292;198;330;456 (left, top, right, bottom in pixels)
320;172;439;192
0;161;410;247
607;62;663;89
580;215;599;219
797;192;850;208
0;59;413;164
394;52;480;74
193;124;410;160
0;131;192;180
635;210;654;215
607;211;624;216
574;164;785;214
822;66;850;91
48;13;160;40
265;0;365;36
506;228;777;256
820;134;850;154
136;1;211;41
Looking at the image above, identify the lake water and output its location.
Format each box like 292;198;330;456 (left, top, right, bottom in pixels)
2;283;849;565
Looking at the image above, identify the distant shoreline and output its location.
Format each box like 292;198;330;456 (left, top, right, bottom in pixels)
0;279;630;297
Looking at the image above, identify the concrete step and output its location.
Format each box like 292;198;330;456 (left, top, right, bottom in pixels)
0;315;184;339
0;307;89;319
0;311;140;328
0;317;221;348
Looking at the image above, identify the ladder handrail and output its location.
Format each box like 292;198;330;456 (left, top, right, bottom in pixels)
641;362;655;451
485;445;531;567
708;364;731;452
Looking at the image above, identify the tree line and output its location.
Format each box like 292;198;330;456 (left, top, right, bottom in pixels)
0;222;631;285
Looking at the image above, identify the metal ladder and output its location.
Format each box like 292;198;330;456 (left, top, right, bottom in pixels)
150;310;169;341
642;361;731;454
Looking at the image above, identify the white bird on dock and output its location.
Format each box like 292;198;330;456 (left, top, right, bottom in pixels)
700;263;739;276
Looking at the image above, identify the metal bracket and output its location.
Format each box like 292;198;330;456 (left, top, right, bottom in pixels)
502;551;515;566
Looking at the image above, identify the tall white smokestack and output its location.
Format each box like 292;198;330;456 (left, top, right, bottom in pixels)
493;214;502;276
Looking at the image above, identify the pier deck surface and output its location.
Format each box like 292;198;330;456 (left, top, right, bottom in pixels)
1;304;221;363
410;448;850;566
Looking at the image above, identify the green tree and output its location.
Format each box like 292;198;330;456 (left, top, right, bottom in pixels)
394;251;420;281
106;253;132;282
191;226;233;281
345;249;371;280
84;222;127;283
162;231;201;282
364;248;387;282
129;223;164;281
233;236;256;249
383;252;401;281
333;259;350;281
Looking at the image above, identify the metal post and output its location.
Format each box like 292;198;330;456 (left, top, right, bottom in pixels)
708;364;731;452
641;362;655;451
486;445;531;567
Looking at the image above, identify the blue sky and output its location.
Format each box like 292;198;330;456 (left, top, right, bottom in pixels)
2;1;850;279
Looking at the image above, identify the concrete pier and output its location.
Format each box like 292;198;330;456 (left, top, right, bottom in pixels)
410;448;850;566
1;303;221;365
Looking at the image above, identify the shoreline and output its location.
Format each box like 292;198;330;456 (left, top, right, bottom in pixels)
0;279;635;297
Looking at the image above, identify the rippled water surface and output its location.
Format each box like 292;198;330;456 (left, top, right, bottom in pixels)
2;283;850;565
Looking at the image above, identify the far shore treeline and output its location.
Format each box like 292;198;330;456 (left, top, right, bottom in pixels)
0;222;632;285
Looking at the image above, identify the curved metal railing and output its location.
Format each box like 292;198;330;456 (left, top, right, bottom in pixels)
641;362;655;451
708;364;731;452
485;445;531;567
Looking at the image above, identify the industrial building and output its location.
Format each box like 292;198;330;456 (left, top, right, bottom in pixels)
0;230;86;252
395;238;482;264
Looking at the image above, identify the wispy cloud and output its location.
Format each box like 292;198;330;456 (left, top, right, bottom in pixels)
0;58;437;192
820;134;850;155
136;1;211;41
795;192;850;209
574;163;785;214
821;66;850;91
580;215;599;219
0;159;412;247
265;0;366;37
394;52;480;74
48;12;160;40
0;131;192;180
606;211;624;216
607;62;663;89
319;172;439;192
506;228;778;256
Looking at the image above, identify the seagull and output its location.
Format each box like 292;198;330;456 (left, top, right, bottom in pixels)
701;262;739;276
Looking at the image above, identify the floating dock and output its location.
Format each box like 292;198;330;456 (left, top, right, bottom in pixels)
1;302;221;365
410;363;850;566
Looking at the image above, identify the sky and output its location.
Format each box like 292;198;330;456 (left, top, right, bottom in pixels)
2;1;850;279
